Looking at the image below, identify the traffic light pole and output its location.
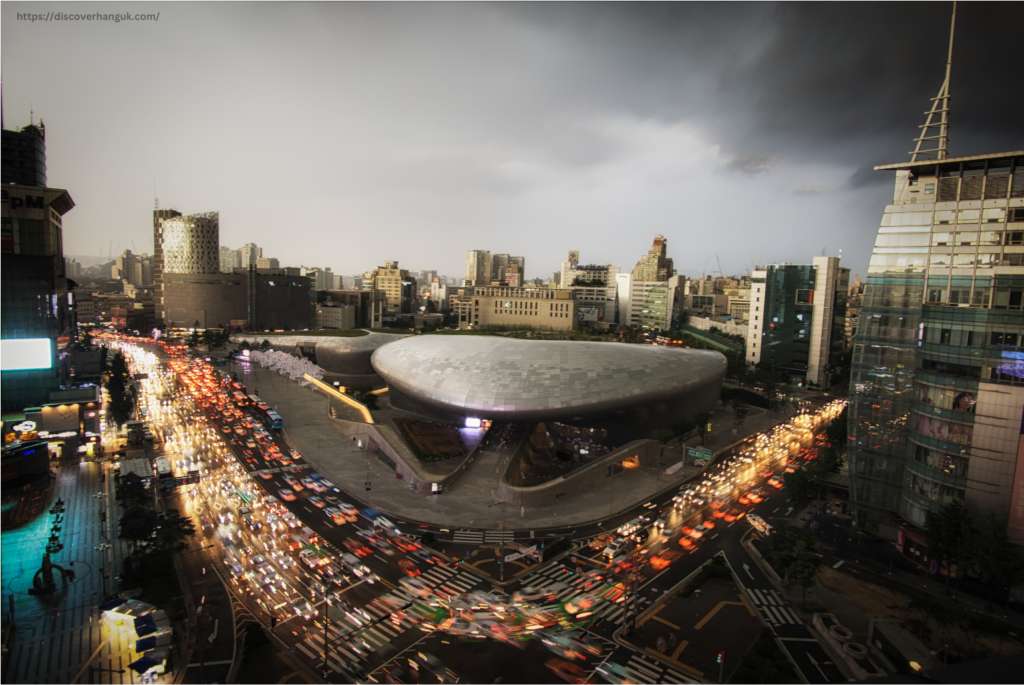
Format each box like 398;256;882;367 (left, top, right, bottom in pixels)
718;650;725;683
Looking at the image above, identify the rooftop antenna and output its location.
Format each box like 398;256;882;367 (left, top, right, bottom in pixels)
910;1;956;161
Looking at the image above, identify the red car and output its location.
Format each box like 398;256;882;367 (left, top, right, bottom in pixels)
702;519;716;529
398;559;421;577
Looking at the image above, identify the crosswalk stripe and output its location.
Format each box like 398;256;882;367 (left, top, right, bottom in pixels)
329;657;348;672
295;641;318;659
605;606;627;622
765;606;786;624
781;606;802;623
764;591;778;606
627;658;662;681
749;588;766;605
666;668;689;683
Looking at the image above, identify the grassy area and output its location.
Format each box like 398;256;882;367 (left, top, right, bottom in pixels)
674;556;732;598
255;329;369;337
729;627;800;683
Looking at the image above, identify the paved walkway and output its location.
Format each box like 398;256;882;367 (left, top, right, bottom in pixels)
229;359;802;532
1;458;134;684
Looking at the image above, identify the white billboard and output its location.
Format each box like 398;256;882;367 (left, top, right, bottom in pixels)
1;338;52;371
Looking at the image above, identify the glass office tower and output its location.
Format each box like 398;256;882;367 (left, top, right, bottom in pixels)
848;152;1024;549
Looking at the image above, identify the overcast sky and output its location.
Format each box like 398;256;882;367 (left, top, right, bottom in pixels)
3;2;1022;281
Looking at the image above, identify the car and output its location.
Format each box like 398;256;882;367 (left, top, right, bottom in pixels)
738;492;753;505
603;538;629;558
278;488;296;502
760;468;774;478
299;549;326;569
258;470;273;480
712;507;728;519
689;525;706;539
768;476;784;488
748;489;766;503
650;549;682;570
680;525;694;537
308;496;326;509
282;474;302;491
701;518;716;529
595;661;640;684
300;476;320;491
678;536;695;550
589;533;615;550
292;599;317;620
724;508;746;522
617;518;642;536
652;517;666;529
398;559;421;577
343;538;372;557
281;511;300;527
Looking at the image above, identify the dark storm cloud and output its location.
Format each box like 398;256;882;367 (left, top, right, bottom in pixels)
2;2;1021;281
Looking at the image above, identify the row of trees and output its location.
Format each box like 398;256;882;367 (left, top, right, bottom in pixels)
116;473;196;555
925;499;1024;603
104;349;135;430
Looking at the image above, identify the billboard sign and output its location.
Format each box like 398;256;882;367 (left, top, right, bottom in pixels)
41;404;80;433
1;338;52;370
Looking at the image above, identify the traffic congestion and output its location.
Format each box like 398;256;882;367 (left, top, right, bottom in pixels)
96;332;845;683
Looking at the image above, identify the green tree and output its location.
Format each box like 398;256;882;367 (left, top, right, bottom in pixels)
693;412;712;445
824;407;848;450
925;499;972;591
188;329;200;349
426;298;438;314
105;350;134;429
116;472;149;508
973;511;1024;608
651;428;674;444
788;539;822;608
783;467;815;507
260;339;272;351
152;510;197;554
119;505;158;554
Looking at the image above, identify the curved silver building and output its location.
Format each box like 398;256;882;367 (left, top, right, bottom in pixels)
371;337;726;440
236;331;410;379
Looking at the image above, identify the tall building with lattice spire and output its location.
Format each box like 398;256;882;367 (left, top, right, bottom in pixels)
847;4;1024;554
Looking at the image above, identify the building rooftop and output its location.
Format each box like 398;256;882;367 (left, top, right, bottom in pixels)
874;150;1024;171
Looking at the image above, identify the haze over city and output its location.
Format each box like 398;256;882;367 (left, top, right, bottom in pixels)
3;2;1021;279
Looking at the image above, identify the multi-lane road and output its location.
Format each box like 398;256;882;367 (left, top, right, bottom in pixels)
105;334;848;683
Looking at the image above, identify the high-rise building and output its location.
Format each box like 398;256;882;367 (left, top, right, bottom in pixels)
366;261;416;316
2;181;75;409
111;249;153;286
154;209;219;322
631;234;675;282
256;257;280;269
239;243;262;268
466;250;491;286
2;122;47;187
64;257;82;279
745;257;848;388
616;273;686;329
219;246;240;273
847;27;1024;552
560;250;580;288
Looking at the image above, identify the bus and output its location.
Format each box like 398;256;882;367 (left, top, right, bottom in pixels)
154;456;174;480
251;400;283;430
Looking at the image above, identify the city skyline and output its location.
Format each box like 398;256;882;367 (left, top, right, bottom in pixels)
3;2;1022;280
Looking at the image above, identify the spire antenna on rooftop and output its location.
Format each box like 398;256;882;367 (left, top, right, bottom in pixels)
910;1;956;162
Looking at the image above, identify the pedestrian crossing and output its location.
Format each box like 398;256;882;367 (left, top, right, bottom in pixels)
522;562;654;626
451;529;516;544
621;653;695;685
299;564;483;669
746;587;802;625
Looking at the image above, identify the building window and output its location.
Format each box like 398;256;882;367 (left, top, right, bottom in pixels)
1005;231;1024;246
925;183;935;194
990;331;1019;346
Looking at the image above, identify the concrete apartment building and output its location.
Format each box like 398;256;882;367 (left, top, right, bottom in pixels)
364;261;415;316
450;285;577;331
744;256;848;388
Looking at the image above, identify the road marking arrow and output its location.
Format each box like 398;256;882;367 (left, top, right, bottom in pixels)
786;507;794;516
807;653;828;681
741;563;755;580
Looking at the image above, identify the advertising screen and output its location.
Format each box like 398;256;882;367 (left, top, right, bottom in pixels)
1;338;52;371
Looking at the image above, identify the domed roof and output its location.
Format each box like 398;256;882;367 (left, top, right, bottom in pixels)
371;336;726;420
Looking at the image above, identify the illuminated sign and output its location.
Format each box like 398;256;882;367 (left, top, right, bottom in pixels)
465;418;481;428
13;421;37;432
1;338;52;370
